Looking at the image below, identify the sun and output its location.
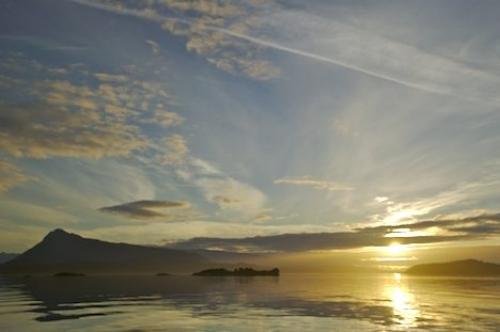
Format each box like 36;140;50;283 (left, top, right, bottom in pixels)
386;242;407;256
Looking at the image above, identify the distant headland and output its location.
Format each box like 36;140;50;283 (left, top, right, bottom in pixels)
193;267;280;276
406;259;500;276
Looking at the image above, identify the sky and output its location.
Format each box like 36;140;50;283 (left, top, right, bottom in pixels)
0;0;499;264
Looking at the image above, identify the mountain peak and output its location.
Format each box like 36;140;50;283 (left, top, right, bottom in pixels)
43;228;79;241
1;229;210;274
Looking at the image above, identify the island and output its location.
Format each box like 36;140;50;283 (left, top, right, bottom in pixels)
156;272;171;276
53;272;86;277
406;259;500;276
193;267;280;276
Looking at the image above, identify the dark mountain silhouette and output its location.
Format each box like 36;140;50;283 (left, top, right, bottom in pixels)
0;252;18;264
406;259;500;276
0;229;211;274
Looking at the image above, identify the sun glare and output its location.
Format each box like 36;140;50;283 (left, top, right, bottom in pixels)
386;242;407;256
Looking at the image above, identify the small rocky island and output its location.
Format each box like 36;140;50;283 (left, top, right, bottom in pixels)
156;272;170;276
193;267;280;276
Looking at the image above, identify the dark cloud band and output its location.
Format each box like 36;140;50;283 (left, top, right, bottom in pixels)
99;200;189;219
170;214;500;252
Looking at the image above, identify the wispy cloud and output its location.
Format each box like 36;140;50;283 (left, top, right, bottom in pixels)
0;160;32;192
71;0;500;103
180;158;267;216
70;0;281;80
259;10;500;104
145;39;160;55
371;181;497;225
0;199;78;226
275;176;353;191
0;35;87;51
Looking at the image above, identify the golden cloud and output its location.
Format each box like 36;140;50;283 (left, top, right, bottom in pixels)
0;57;180;160
77;0;281;80
159;134;190;165
274;176;354;191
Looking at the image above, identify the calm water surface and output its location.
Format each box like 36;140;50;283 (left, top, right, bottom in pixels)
0;273;499;331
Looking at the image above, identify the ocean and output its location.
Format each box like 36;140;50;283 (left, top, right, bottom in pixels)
0;273;499;331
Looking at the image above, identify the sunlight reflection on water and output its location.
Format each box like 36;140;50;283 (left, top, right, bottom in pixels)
385;273;419;329
0;274;499;331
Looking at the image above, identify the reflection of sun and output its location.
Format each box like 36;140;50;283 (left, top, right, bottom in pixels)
391;287;407;308
386;242;406;255
385;273;419;328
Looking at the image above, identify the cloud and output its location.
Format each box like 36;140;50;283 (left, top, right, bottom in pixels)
0;53;188;162
258;10;500;104
374;196;389;204
0;35;87;52
70;0;281;80
99;200;190;219
212;195;241;206
0;160;32;192
0;199;79;226
0;55;187;159
152;111;184;127
0;102;148;159
170;213;500;252
366;213;500;234
154;131;267;217
146;39;160;55
253;213;272;222
80;219;333;248
180;158;267;216
74;0;500;102
198;177;266;212
371;182;487;225
274;176;353;191
172;9;283;81
159;134;190;165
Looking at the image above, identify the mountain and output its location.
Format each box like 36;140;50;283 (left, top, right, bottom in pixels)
0;229;211;274
0;252;18;264
406;259;500;276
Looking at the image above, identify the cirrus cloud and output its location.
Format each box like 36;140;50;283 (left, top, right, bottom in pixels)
70;0;281;80
274;176;354;191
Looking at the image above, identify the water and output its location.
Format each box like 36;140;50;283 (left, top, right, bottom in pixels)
0;273;499;331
